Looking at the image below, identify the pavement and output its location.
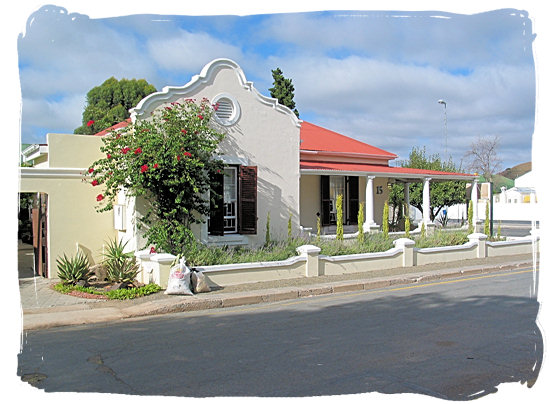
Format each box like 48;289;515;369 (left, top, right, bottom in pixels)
18;240;538;331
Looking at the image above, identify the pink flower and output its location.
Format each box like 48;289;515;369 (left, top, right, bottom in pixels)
153;163;159;169
198;114;204;120
87;120;95;127
181;129;187;134
213;103;219;111
149;246;157;254
184;152;192;158
96;194;104;202
107;154;112;159
121;147;130;154
91;180;99;186
165;106;172;111
140;164;148;173
88;168;94;173
134;147;142;154
177;155;181;161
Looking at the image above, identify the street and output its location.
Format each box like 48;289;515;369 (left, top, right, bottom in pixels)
18;268;542;399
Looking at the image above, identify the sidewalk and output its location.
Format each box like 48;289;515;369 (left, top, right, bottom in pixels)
18;241;537;331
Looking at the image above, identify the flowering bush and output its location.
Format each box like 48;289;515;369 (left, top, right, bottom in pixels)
86;98;225;254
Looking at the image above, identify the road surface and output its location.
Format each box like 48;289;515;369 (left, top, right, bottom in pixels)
18;267;542;399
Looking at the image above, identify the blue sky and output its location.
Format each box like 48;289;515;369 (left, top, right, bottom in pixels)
14;2;540;172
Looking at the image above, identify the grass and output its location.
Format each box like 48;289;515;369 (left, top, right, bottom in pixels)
54;283;162;300
185;230;470;266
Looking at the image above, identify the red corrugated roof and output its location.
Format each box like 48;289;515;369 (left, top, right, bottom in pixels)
300;121;397;159
93;119;131;136
300;161;474;178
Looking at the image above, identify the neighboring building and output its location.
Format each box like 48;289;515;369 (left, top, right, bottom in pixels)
19;58;476;278
495;171;537;204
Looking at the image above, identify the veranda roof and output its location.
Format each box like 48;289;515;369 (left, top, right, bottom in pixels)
300;161;475;182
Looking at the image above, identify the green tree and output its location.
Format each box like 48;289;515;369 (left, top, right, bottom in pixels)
269;68;299;118
484;201;490;237
86;99;225;255
336;194;344;241
357;202;365;244
468;200;474;234
75;77;157;135
389;147;467;224
383;200;389;238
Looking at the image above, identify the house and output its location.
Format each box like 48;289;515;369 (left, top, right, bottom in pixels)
19;58;476;278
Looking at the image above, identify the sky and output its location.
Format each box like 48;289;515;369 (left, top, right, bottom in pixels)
15;2;539;172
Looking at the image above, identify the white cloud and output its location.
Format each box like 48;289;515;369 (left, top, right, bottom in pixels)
146;30;244;72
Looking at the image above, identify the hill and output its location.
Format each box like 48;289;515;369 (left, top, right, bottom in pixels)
499;162;531;180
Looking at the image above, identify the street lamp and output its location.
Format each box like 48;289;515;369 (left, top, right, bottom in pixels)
438;99;448;160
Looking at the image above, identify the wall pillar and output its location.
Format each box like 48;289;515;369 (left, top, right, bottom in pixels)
296;245;322;277
393;238;416;267
467;233;487;258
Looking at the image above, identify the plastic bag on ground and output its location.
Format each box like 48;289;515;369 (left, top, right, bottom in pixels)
164;256;193;295
191;270;211;293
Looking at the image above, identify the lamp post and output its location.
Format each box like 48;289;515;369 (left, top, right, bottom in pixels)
438;99;447;160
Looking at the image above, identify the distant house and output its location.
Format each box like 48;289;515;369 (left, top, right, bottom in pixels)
495;171;537;204
19;59;476;278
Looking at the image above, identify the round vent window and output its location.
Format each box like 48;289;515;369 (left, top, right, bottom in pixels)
213;93;240;126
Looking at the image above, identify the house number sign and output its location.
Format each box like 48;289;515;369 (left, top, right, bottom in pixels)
376;186;384;194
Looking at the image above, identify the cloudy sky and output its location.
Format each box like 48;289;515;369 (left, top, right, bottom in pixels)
15;2;540;171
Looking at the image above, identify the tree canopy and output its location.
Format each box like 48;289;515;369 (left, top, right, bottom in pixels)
85;98;225;254
75;77;157;135
389;147;467;227
269;68;299;118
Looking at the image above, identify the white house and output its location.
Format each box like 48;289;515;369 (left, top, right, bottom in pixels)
20;58;477;278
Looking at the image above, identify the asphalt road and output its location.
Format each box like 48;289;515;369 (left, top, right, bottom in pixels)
18;268;542;399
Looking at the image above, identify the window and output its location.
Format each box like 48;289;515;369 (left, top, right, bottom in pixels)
321;175;359;226
209;166;257;235
212;93;241;126
223;167;238;233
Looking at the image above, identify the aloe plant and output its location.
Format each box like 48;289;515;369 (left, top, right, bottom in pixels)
103;238;139;283
56;251;92;285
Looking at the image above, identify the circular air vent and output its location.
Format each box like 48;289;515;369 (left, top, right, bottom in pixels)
213;93;240;126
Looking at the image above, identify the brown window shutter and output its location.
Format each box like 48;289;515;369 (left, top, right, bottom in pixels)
208;172;224;236
238;166;257;234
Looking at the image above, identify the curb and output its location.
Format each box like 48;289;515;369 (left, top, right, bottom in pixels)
22;261;535;331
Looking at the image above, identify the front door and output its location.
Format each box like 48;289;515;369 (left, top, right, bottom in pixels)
31;193;48;277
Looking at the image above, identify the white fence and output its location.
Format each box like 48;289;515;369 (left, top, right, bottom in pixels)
135;233;538;288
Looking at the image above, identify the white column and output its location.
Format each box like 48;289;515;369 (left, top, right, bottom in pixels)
364;175;376;231
422;177;431;224
472;179;479;222
403;182;410;217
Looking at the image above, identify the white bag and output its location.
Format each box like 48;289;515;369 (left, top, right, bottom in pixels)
164;257;194;295
191;270;211;293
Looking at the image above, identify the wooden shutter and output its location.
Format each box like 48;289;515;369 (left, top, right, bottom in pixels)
238;166;257;234
208;172;224;236
321;176;331;226
347;176;359;225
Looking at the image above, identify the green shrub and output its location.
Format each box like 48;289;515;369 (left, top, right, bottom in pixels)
54;282;161;300
484;201;490;237
468;200;474;234
103;238;139;283
383;200;389;238
336;194;344;241
316;215;321;243
56;251;92;285
265;212;271;246
357;202;365;244
415;230;468;248
405;216;411;238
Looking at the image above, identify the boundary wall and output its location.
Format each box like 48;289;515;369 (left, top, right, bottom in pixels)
135;233;539;289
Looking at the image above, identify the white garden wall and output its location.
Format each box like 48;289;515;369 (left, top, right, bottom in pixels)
135;233;538;289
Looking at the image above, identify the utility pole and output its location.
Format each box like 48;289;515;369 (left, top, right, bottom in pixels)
438;99;448;161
